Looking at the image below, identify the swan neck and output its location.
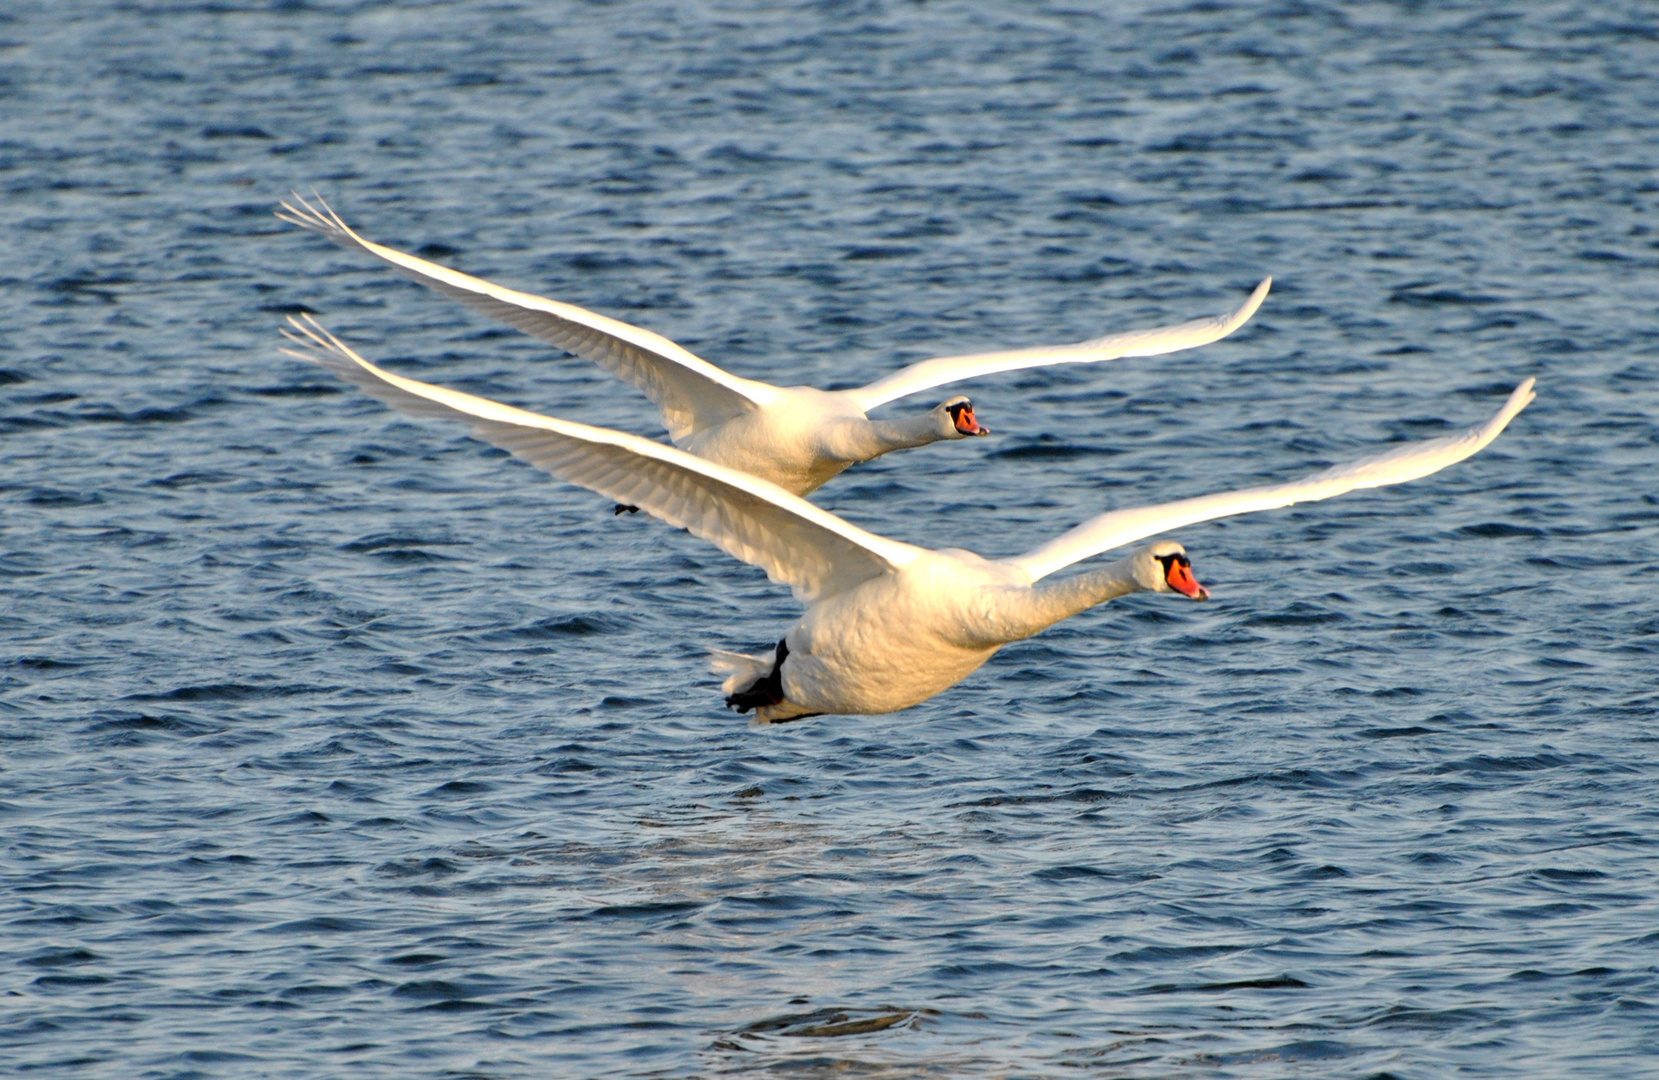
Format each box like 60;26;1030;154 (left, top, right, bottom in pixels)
987;555;1147;642
820;414;944;462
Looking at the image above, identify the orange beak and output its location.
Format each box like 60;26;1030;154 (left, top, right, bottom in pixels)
1166;558;1209;600
954;407;989;436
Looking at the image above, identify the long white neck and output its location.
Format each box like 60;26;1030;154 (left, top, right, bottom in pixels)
817;413;946;464
975;554;1148;645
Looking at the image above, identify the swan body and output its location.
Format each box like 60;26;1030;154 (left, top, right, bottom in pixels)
677;385;969;495
278;194;1270;496
281;315;1534;723
760;547;1162;720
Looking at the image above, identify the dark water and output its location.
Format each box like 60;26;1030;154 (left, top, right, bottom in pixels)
4;1;1657;1076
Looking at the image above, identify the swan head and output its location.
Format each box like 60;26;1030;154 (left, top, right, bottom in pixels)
936;396;990;438
1140;541;1209;600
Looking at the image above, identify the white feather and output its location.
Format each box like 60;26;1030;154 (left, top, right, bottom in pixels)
279;316;919;604
277;193;777;442
279;193;1268;496
1006;378;1537;582
284;317;1533;718
848;277;1272;410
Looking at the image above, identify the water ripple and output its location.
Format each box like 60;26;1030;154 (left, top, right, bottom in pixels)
2;0;1656;1076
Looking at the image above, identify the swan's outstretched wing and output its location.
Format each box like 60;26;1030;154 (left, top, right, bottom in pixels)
848;278;1272;411
277;194;777;443
1006;379;1536;582
280;316;918;604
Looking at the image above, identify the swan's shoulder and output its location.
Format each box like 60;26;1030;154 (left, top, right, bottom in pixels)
916;548;1034;587
768;384;869;420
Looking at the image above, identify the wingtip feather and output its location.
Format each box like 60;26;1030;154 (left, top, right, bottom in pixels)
275;189;358;244
278;312;372;376
1227;276;1272;331
1487;377;1537;437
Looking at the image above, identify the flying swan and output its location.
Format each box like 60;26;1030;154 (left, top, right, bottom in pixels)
278;193;1271;497
282;315;1534;723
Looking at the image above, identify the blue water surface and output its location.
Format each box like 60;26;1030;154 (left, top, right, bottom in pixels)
3;1;1657;1076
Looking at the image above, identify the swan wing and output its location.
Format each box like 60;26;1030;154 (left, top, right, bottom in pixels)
849;278;1271;411
277;193;777;442
1006;378;1536;582
280;316;918;604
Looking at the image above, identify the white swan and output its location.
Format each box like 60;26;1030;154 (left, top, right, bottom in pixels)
281;315;1535;723
278;194;1270;497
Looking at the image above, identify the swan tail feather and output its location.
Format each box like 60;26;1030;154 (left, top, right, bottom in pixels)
708;649;775;697
718;639;793;716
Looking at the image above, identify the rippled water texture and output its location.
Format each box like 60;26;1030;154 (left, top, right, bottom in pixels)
4;1;1657;1076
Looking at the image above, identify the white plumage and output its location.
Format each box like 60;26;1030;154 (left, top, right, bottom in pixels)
282;317;1533;722
279;193;1269;497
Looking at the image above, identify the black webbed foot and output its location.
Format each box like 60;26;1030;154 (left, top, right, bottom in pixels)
725;640;789;714
614;503;640;515
766;711;822;724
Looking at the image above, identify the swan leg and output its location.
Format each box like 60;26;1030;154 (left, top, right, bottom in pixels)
725;639;789;713
613;503;641;515
757;706;822;724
